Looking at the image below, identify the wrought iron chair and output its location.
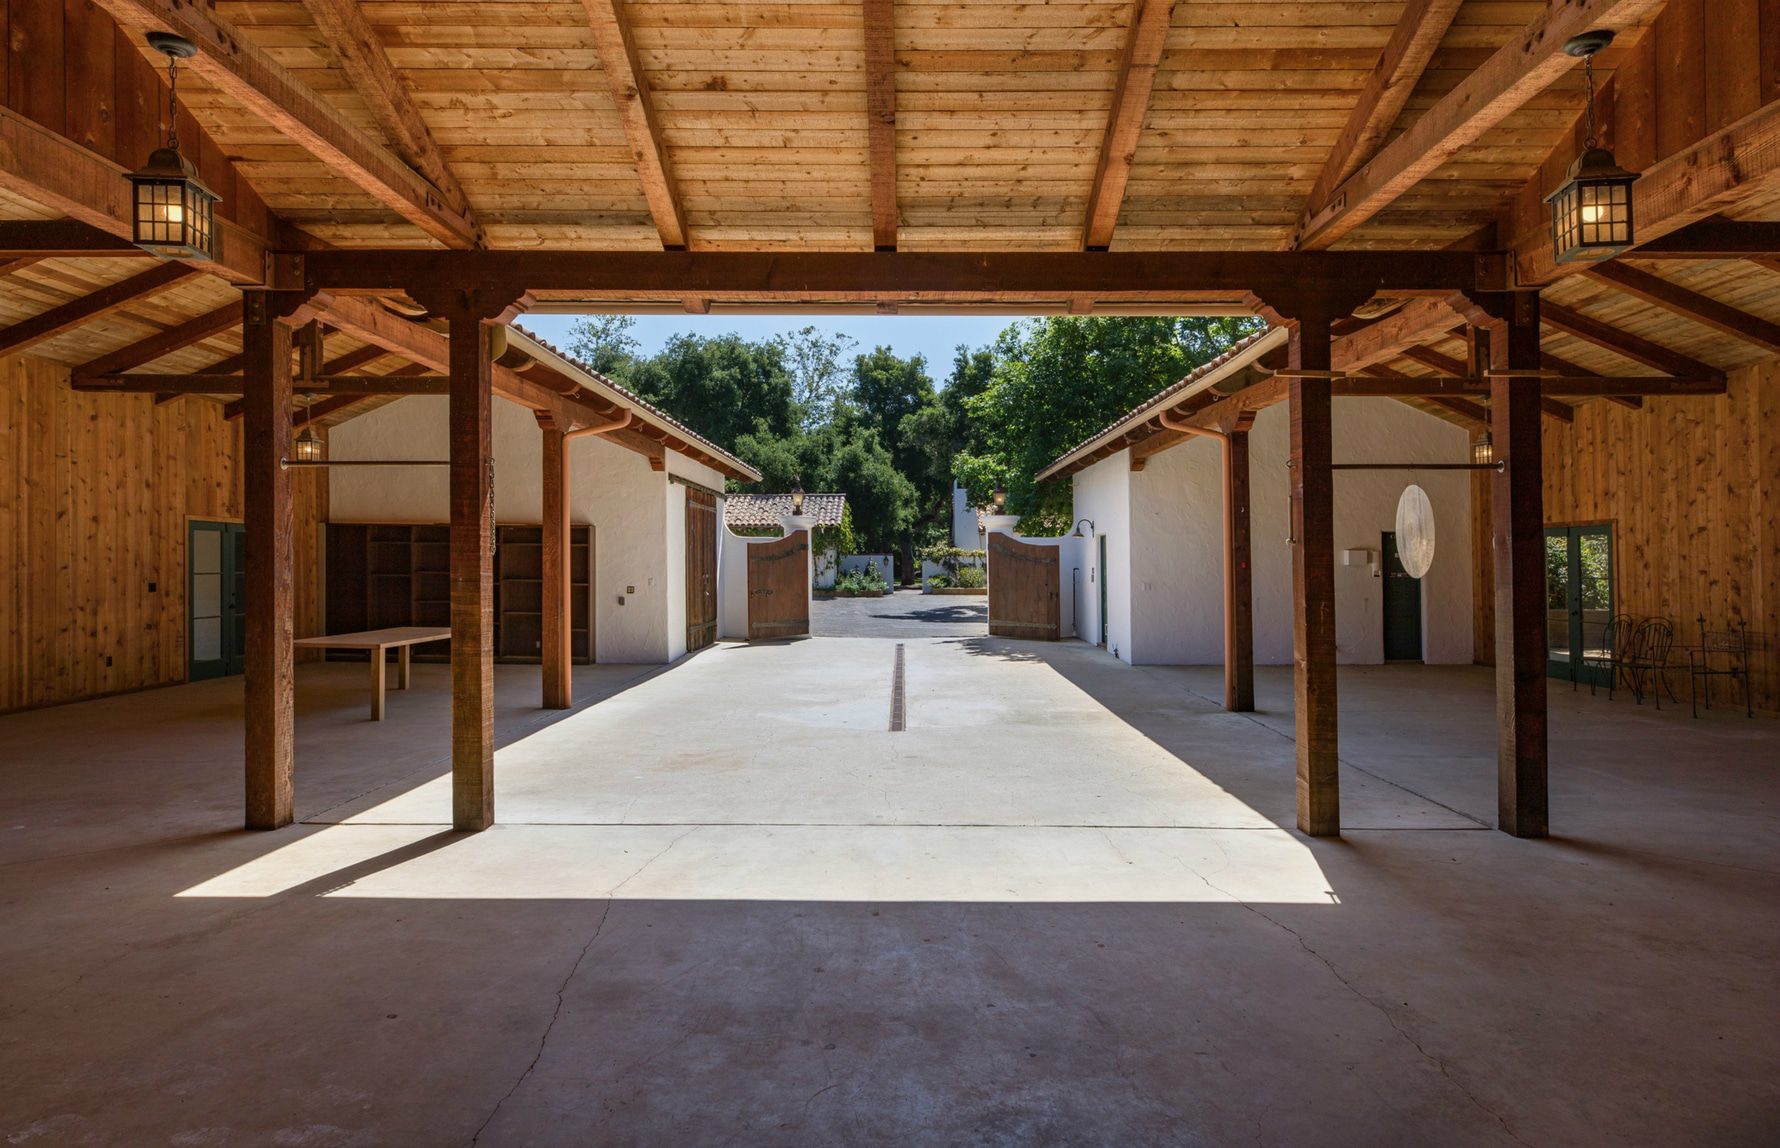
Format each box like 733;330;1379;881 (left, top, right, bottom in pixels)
1580;612;1636;698
1689;616;1755;719
1624;616;1679;709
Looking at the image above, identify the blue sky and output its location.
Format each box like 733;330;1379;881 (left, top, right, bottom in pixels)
520;313;1016;387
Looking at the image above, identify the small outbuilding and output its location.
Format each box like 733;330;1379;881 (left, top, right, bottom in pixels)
1037;327;1478;668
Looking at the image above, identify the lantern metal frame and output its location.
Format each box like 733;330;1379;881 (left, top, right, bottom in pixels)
129;33;220;261
293;394;325;462
1545;31;1640;263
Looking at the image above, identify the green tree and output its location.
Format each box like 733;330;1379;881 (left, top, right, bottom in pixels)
954;316;1262;531
628;333;796;451
777;326;857;430
564;314;640;376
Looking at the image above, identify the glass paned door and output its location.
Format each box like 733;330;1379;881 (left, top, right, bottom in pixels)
1544;525;1614;686
189;521;247;681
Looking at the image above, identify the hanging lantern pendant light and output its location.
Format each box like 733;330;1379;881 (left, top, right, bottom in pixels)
294;394;325;462
1546;31;1640;264
130;32;220;261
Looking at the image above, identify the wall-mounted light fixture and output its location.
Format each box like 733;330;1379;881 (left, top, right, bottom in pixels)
129;33;219;261
1546;31;1639;263
992;485;1007;510
1070;518;1096;538
790;476;806;516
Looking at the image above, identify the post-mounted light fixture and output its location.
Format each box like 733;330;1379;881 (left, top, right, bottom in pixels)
1545;31;1639;264
790;476;806;516
293;394;325;462
129;33;219;261
992;485;1006;511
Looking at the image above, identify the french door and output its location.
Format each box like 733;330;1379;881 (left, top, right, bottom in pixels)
189;520;247;681
1544;524;1614;686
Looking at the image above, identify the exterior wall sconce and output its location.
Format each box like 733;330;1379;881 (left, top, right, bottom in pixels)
1546;31;1639;263
292;394;325;462
790;476;805;516
1471;431;1494;466
1070;518;1096;538
993;485;1007;510
129;33;219;261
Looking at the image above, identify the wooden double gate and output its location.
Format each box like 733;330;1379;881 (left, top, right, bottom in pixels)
685;488;718;652
987;533;1060;640
747;529;810;640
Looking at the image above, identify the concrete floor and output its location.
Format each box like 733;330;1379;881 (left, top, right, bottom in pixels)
1;640;1775;1146
811;587;987;637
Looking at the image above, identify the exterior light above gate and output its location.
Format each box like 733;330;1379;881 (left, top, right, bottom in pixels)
1471;431;1494;467
1070;518;1096;538
790;477;805;516
1546;31;1638;263
993;485;1006;510
129;33;219;261
293;394;325;462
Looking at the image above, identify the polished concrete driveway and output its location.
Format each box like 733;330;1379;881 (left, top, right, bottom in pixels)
811;587;986;637
1;639;1776;1146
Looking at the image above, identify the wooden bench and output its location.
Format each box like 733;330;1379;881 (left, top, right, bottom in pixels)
294;626;450;720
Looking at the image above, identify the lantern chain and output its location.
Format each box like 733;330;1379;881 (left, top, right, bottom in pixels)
1582;54;1598;150
166;51;180;153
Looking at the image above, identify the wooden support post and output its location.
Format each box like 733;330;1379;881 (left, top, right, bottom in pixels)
448;314;496;831
540;418;572;709
1474;292;1548;837
1287;318;1340;837
1223;425;1255;712
242;293;295;830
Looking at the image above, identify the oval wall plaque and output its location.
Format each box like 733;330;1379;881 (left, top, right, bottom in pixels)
1395;484;1435;579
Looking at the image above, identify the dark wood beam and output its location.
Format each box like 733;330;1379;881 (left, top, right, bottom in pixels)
1332;298;1461;371
1626;216;1780;258
77;374;448;396
1082;0;1177;250
864;0;897;250
0;220;144;257
0;107;267;283
1542;301;1727;380
301;249;1492;302
92;0;477;249
242;294;296;830
1584;261;1780;353
1750;256;1780;276
1224;422;1255;712
297;0;483;247
1299;0;1463;230
73;302;242;378
578;0;688;249
1288;320;1340;837
1296;0;1666;249
540;417;572;709
0;263;196;356
446;313;496;831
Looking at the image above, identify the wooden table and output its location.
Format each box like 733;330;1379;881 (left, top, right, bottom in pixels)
294;626;450;720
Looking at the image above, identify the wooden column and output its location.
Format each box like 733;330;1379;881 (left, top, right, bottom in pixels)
1481;292;1548;837
448;314;496;831
1222;422;1255;712
1287;316;1340;837
539;416;572;709
242;293;295;830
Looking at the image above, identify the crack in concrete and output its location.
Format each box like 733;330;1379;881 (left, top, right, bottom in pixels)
466;827;699;1147
1173;853;1529;1147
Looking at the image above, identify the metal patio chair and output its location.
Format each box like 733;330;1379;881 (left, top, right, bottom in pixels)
1580;612;1637;698
1624;616;1680;709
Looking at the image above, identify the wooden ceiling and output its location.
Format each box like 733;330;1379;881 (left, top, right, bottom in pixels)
0;0;1776;439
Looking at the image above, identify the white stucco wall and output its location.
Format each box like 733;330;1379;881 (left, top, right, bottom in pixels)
327;395;726;664
951;483;981;549
718;523;816;640
1067;458;1133;658
1072;398;1474;667
985;528;1086;640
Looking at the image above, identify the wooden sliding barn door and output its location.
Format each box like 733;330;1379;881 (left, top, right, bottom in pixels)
685;489;718;652
987;533;1060;640
747;530;810;641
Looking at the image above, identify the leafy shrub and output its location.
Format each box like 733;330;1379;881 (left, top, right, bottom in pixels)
955;565;987;588
927;574;950;590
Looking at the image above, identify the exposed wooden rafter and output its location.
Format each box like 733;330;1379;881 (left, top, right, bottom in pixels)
1583;262;1780;354
297;0;483;247
1542;301;1727;380
74;302;243;378
90;0;477;249
1082;0;1177;250
1298;0;1464;239
0;263;196;357
578;0;689;250
864;0;898;250
1295;0;1666;250
1627;216;1780;258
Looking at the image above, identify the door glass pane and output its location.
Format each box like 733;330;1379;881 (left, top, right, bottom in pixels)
192;572;222;619
1545;534;1570;665
1576;532;1613;660
192;528;221;575
192;616;221;661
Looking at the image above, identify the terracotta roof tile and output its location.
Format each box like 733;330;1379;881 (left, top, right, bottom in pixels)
724;492;846;529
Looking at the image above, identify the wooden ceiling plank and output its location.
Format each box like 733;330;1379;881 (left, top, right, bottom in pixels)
297;0;483;247
0;257;42;278
578;0;689;250
0;263;196;356
1082;0;1177;250
1584;261;1780;353
865;0;897;250
90;0;476;250
1299;0;1464;230
1541;300;1727;380
1295;0;1667;250
73;301;242;378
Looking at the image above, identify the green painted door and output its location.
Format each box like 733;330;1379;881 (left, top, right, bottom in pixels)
1381;531;1422;661
1544;525;1614;686
1097;533;1108;647
189;520;247;681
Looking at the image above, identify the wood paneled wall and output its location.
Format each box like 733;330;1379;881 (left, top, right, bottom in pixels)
1474;357;1780;713
0;352;324;712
